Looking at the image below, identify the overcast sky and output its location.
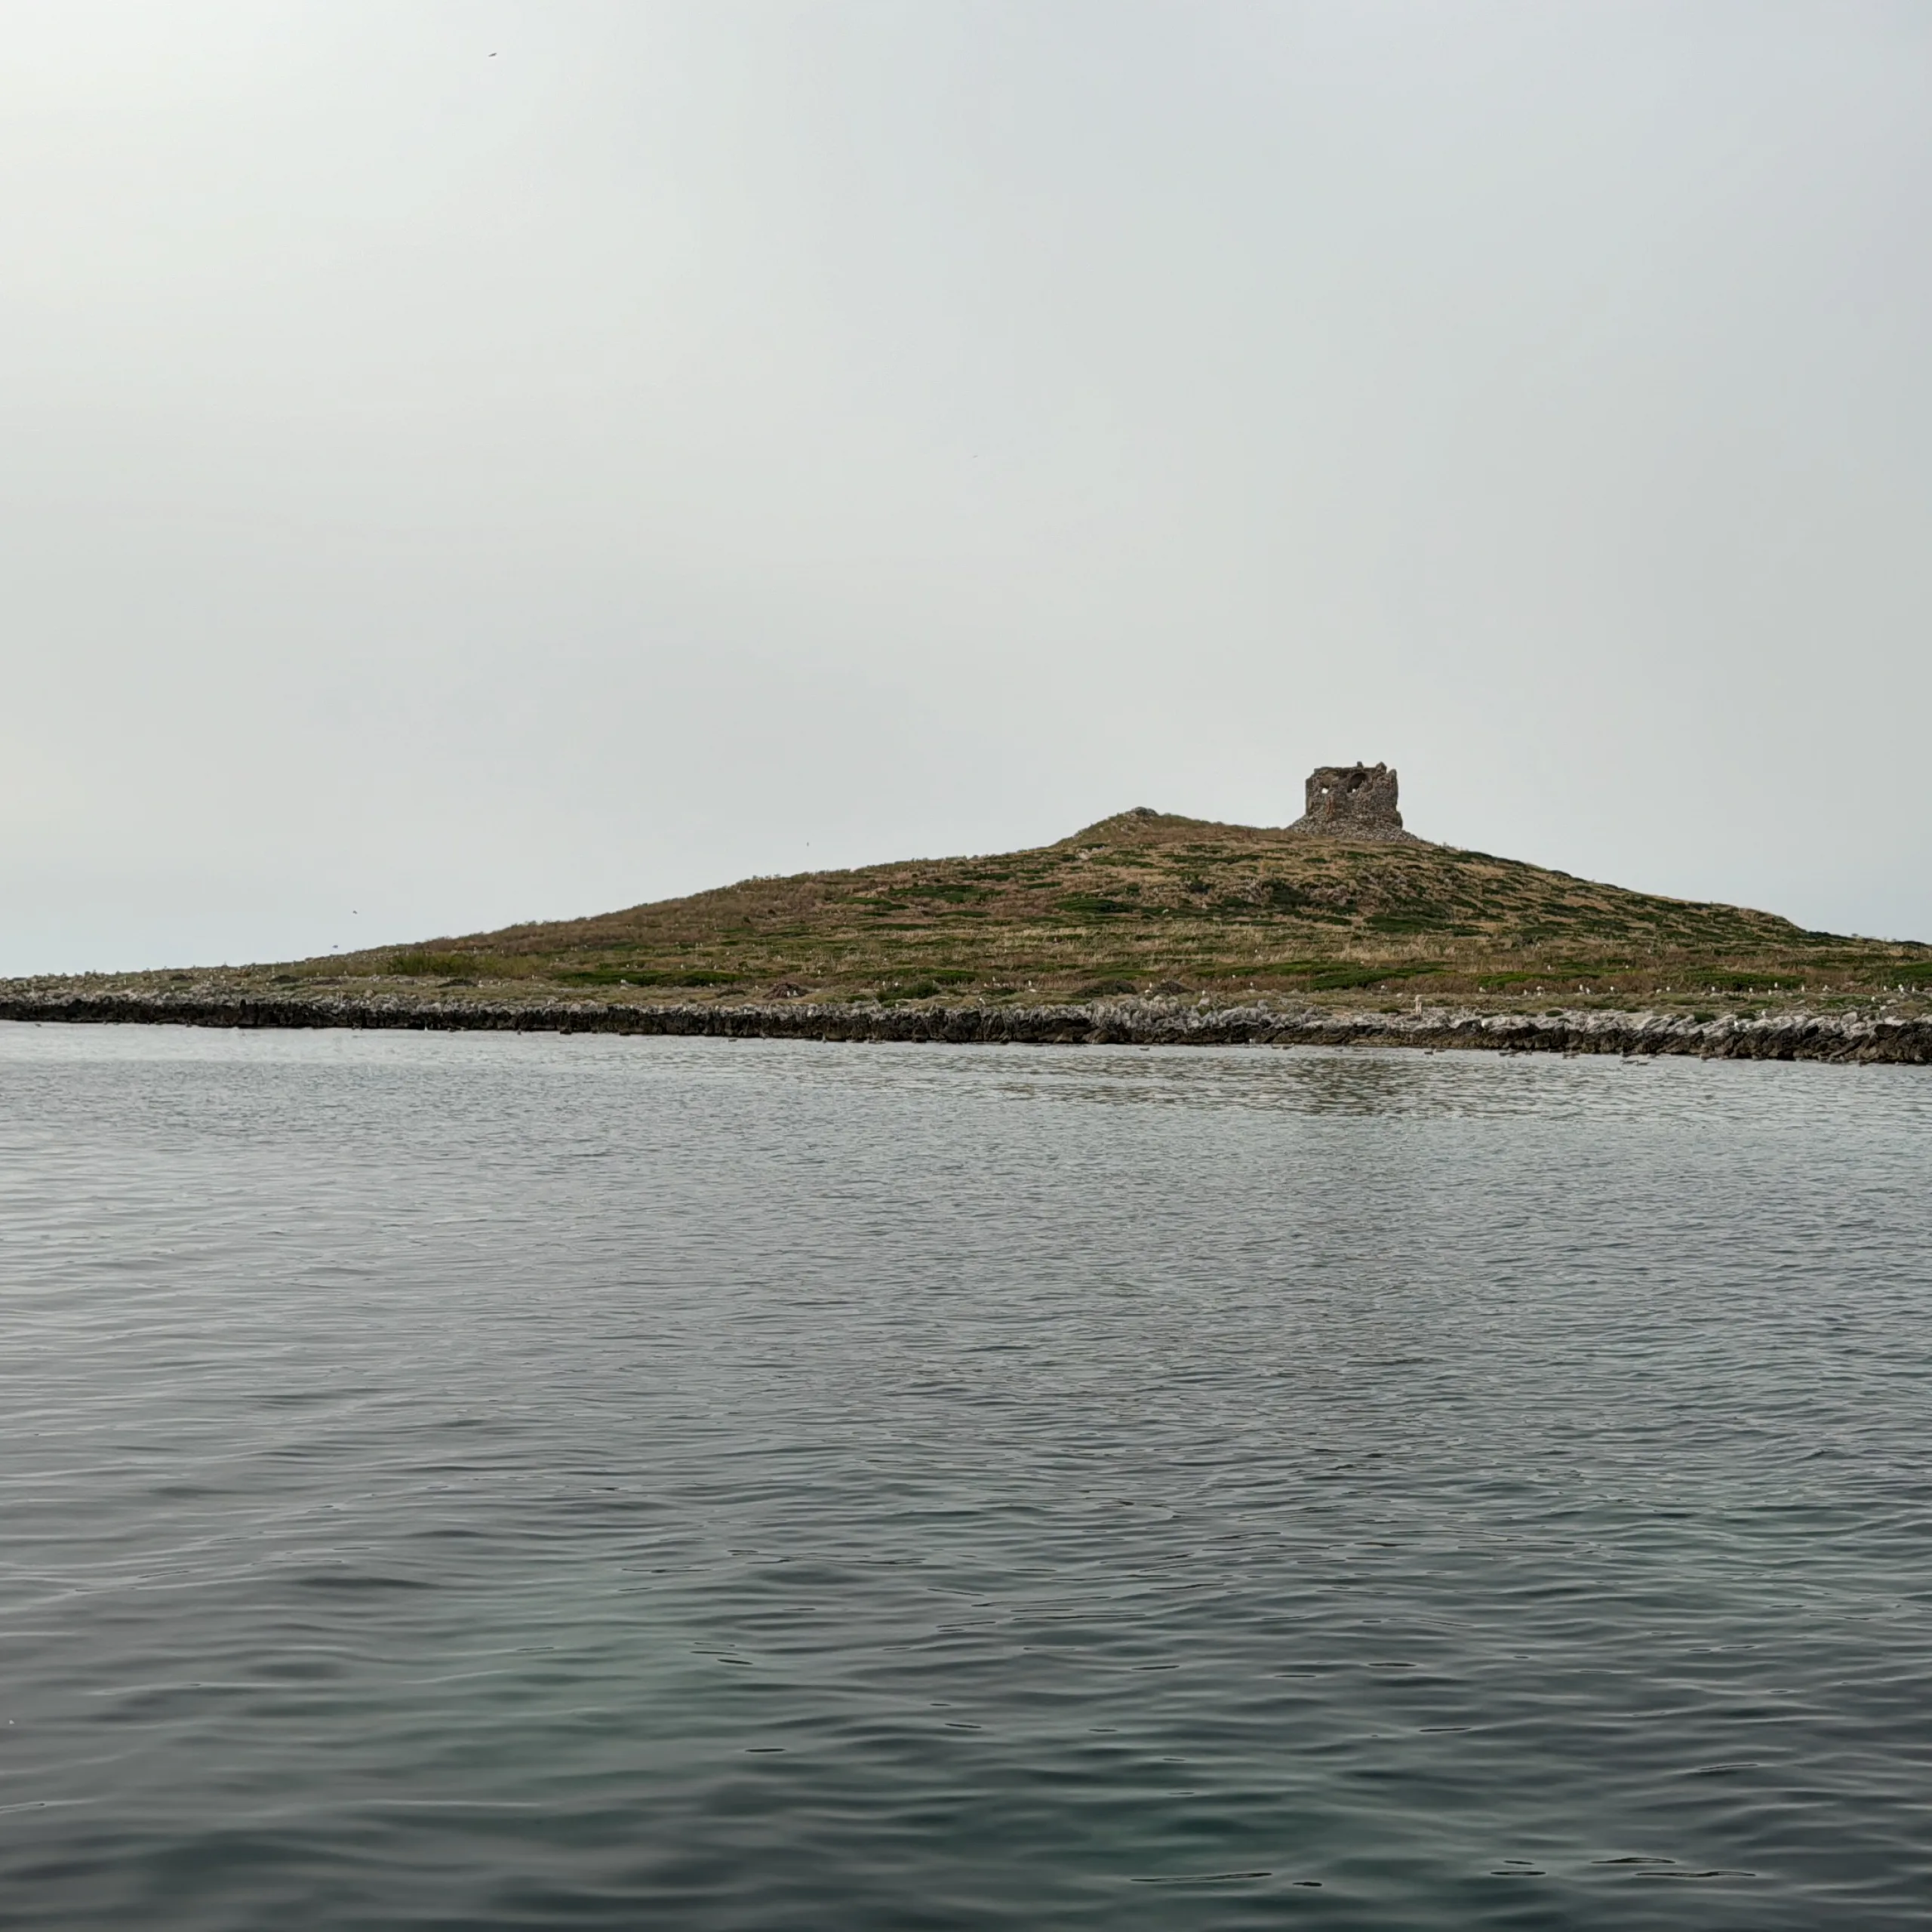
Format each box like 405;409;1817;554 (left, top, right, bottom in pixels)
4;0;1928;974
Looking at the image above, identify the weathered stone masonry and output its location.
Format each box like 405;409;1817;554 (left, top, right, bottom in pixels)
1287;762;1417;841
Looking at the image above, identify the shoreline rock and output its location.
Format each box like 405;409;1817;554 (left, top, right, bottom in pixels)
2;991;1927;1064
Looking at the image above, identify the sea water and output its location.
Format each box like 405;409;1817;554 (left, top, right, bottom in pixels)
2;1025;1930;1929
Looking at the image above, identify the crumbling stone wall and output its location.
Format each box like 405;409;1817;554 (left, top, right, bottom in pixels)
1288;762;1416;841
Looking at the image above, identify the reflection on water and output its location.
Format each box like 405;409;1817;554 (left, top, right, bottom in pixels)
2;1026;1929;1928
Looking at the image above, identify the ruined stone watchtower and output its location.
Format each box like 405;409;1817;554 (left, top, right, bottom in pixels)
1287;761;1417;841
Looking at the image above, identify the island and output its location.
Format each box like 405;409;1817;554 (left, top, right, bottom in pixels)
5;764;1929;1062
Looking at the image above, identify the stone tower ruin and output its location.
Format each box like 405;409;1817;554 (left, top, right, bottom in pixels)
1287;762;1417;841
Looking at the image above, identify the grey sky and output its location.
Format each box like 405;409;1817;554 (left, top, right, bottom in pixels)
5;0;1928;974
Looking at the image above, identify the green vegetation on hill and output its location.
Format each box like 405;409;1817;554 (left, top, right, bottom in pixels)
263;809;1928;1015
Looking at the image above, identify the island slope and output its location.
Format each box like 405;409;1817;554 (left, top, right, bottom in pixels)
5;808;1929;1059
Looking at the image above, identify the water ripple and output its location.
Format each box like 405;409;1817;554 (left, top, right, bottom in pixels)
1;1027;1929;1927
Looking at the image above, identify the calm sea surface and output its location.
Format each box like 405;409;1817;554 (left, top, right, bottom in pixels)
4;1025;1930;1929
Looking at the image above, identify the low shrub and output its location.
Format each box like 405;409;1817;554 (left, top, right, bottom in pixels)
389;952;479;977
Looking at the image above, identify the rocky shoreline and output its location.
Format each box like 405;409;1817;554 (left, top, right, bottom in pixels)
2;989;1928;1063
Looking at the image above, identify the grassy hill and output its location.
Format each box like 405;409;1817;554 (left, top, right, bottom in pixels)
177;808;1929;1017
